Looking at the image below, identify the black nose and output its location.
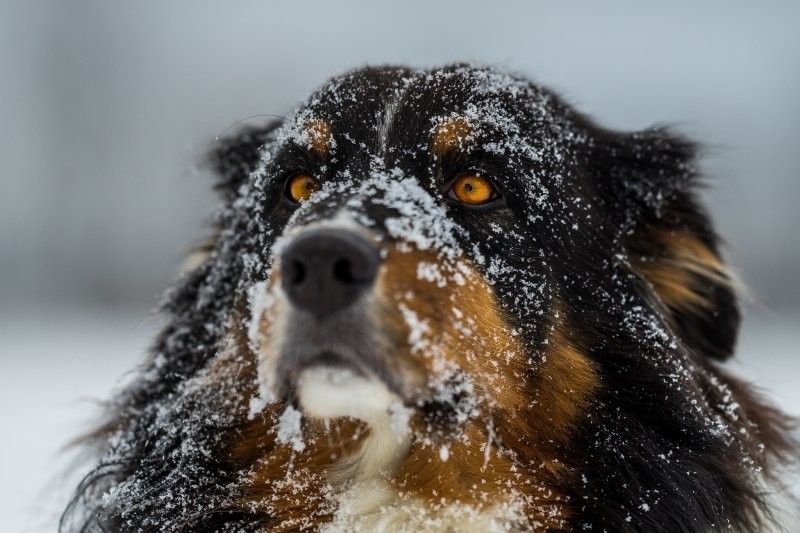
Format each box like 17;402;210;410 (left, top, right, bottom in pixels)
280;228;380;319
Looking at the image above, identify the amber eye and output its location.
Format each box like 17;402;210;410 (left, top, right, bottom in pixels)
448;174;497;205
286;173;319;203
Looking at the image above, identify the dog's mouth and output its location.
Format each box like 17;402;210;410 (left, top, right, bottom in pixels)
297;359;401;421
278;348;409;425
273;340;478;435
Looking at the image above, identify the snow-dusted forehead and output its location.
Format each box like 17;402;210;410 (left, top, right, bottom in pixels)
276;65;571;162
261;66;585;238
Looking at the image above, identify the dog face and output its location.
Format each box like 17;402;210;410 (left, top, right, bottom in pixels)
251;67;595;432
64;65;795;532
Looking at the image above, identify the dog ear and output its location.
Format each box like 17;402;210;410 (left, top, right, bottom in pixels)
208;120;283;201
180;121;283;273
591;127;741;360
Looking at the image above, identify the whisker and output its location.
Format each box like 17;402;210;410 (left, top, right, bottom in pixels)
211;114;291;143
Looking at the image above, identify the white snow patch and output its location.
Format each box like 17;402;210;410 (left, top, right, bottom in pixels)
417;261;448;287
276;405;305;452
439;444;450;462
398;303;431;354
246;281;277;418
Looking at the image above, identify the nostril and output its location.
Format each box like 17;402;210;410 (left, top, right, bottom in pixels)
333;259;355;284
289;261;306;285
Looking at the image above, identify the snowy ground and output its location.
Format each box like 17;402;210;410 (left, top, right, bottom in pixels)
1;307;797;532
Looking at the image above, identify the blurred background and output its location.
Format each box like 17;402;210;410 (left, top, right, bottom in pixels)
1;1;798;530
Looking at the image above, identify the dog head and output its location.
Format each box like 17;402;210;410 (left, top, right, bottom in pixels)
241;65;740;434
64;65;794;532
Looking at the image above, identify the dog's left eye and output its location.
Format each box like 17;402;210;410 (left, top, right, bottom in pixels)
447;173;498;206
286;173;320;203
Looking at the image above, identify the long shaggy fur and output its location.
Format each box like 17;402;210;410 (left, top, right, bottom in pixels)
62;64;797;532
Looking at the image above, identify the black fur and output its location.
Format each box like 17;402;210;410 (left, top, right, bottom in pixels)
62;65;796;532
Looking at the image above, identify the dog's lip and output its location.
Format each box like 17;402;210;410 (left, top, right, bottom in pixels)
295;351;366;377
281;351;368;393
277;352;469;424
277;347;413;404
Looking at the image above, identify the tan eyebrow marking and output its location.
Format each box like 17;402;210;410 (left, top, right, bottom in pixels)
431;116;475;157
303;118;333;157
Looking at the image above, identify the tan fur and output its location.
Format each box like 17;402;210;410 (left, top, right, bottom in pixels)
634;230;731;314
303;118;333;157
432;116;474;157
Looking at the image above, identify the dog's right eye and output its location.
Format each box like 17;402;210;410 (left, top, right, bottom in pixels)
286;173;320;203
446;173;499;206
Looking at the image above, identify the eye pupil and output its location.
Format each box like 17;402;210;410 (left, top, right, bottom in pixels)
450;174;496;206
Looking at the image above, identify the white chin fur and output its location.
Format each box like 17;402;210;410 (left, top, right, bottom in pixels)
296;365;397;423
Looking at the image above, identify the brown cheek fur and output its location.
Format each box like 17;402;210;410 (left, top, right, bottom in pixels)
377;247;598;528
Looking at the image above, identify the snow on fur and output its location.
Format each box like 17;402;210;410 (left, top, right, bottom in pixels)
62;64;789;532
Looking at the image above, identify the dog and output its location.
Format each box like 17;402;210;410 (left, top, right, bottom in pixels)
62;65;797;531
